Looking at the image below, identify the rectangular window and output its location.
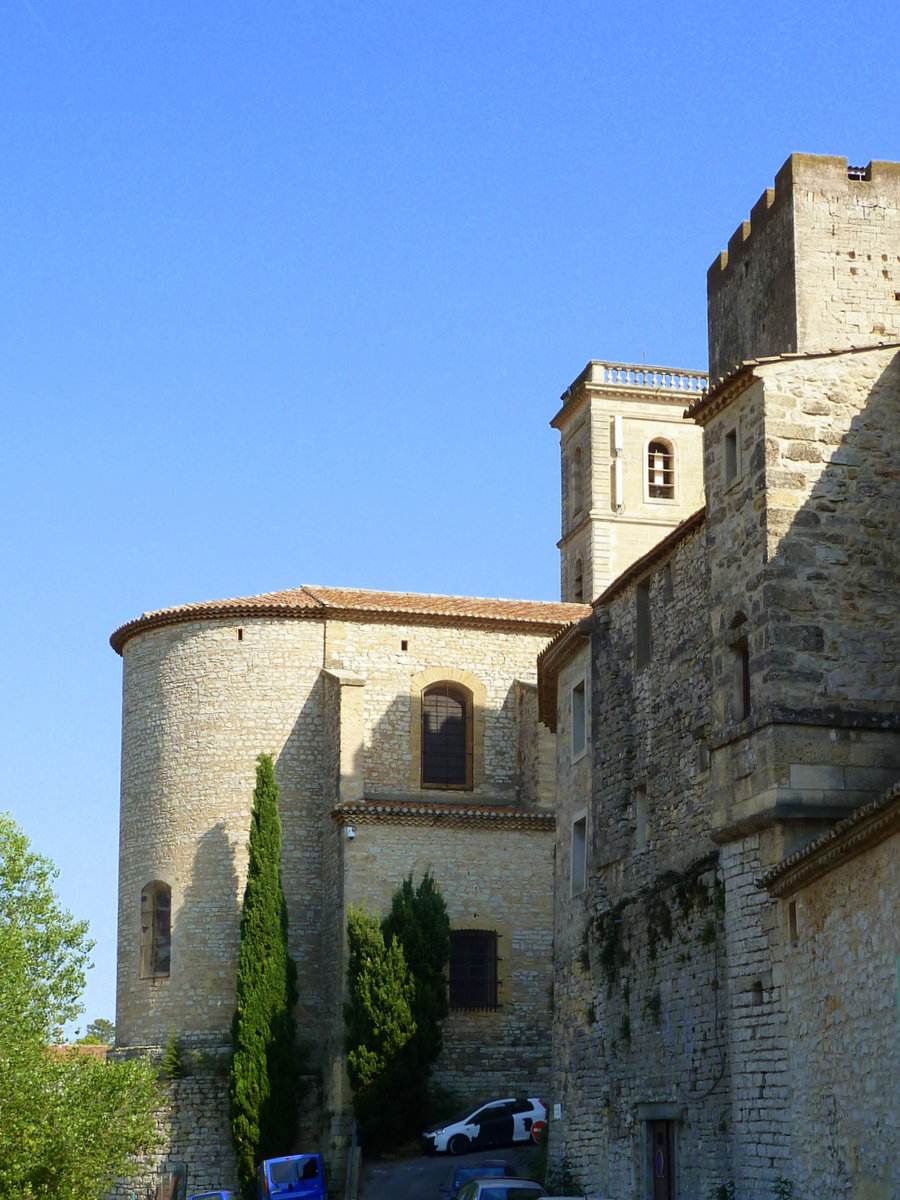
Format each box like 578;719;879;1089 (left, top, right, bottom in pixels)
449;929;499;1011
724;425;739;486
572;679;587;758
636;581;652;668
571;813;587;896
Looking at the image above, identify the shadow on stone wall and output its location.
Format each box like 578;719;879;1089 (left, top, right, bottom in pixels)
762;348;900;723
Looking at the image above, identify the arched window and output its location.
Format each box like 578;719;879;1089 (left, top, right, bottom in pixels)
140;881;171;979
422;682;473;788
573;556;584;602
571;446;584;516
647;439;675;500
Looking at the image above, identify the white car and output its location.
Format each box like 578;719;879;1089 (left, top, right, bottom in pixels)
456;1180;547;1200
422;1097;547;1155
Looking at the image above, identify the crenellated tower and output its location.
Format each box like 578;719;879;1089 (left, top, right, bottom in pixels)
552;361;706;602
708;153;900;383
693;154;900;841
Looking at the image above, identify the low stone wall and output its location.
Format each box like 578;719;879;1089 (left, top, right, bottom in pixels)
107;1042;321;1200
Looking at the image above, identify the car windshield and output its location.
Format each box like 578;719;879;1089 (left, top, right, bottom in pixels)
482;1189;544;1200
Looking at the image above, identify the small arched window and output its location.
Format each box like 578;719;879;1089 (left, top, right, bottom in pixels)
140;881;171;979
573;556;584;603
571;446;584;516
422;682;472;788
647;440;675;500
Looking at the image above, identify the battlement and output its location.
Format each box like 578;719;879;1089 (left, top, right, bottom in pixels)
707;153;900;382
709;155;900;281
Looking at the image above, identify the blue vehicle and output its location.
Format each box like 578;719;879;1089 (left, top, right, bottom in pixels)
256;1154;328;1200
189;1194;237;1200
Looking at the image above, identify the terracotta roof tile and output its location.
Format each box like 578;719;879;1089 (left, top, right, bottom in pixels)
111;585;589;654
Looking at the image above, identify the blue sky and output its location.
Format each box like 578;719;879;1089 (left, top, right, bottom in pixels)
2;0;899;1032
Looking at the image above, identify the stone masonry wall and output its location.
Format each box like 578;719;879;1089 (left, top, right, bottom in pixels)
776;829;900;1200
323;617;556;804
702;348;900;835
720;837;791;1200
550;522;732;1198
342;816;555;1099
117;617;328;1048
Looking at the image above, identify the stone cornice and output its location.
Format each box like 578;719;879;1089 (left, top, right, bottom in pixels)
760;781;900;897
332;800;556;831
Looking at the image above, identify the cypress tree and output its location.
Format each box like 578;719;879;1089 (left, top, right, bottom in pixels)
230;754;298;1198
344;906;416;1149
343;874;451;1149
381;871;450;1070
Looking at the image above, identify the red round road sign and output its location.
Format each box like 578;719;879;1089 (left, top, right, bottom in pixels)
531;1120;547;1143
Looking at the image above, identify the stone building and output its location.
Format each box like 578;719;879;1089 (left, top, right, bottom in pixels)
540;154;900;1200
110;586;589;1193
112;152;900;1200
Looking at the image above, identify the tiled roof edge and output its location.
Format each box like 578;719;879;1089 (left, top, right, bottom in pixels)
759;779;900;897
111;588;588;655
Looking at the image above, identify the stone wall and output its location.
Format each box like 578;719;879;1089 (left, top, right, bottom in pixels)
720;837;791;1199
700;347;900;837
765;796;900;1200
116;602;565;1178
549;522;733;1197
106;1043;322;1200
117;617;328;1048
340;814;555;1098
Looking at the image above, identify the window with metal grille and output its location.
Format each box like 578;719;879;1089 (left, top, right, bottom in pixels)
422;682;472;788
140;881;171;978
449;929;498;1010
647;440;675;499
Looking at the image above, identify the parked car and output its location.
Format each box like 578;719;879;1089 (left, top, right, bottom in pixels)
422;1097;547;1155
256;1154;328;1200
441;1160;515;1200
455;1179;547;1200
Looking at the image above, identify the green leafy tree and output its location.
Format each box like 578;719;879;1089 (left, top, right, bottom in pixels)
77;1017;116;1045
344;906;416;1148
0;813;160;1200
230;755;299;1198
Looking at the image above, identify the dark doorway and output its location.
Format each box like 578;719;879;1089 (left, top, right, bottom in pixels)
649;1120;675;1200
